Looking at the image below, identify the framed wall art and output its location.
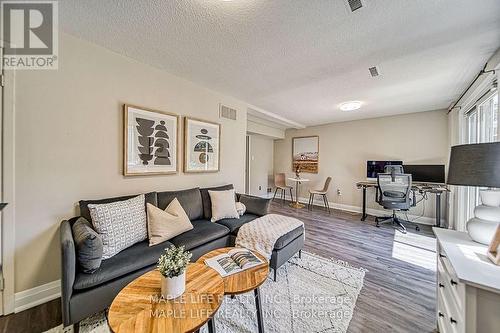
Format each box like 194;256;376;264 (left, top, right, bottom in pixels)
292;135;319;173
124;104;179;176
184;117;220;173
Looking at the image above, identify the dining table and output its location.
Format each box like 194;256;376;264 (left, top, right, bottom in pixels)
287;177;310;208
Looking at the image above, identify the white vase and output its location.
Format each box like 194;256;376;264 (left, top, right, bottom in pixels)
161;272;186;299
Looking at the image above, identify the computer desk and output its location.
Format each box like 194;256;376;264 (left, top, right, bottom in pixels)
356;181;449;227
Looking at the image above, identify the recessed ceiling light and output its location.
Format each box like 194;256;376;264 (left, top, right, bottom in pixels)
339;101;362;111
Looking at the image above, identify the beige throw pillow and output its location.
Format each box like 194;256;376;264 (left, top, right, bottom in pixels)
209;189;240;222
147;198;193;246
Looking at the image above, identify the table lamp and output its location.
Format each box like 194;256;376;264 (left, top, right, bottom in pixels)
447;142;500;244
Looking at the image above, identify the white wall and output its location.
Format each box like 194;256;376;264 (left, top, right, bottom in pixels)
248;135;274;197
10;33;258;294
274;110;449;222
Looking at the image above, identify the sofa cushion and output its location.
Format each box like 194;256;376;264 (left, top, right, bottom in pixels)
274;225;305;250
157;188;203;221
200;184;234;219
72;217;103;273
79;192;157;222
239;194;271;216
88;194;147;259
216;213;259;234
74;240;172;290
169;220;230;250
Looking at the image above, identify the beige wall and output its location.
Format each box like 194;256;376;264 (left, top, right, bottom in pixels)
12;33;254;292
248;135;274;197
274;110;449;221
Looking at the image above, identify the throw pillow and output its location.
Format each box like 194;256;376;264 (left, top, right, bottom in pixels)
147;198;194;246
209;189;240;222
88;194;147;259
235;202;246;216
72;217;103;273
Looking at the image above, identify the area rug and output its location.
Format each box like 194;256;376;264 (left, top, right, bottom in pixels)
46;252;366;333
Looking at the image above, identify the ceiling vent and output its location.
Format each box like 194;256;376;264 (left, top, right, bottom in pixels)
347;0;363;12
219;104;237;120
369;66;380;77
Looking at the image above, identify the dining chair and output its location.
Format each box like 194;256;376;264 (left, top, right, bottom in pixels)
308;177;332;213
273;173;293;204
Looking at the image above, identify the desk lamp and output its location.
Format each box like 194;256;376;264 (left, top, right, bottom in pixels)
447;142;500;244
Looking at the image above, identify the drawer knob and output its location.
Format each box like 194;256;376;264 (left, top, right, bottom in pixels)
438;312;444;318
439;283;445;288
450;279;458;286
450;317;457;325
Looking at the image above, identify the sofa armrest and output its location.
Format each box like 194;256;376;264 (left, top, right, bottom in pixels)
60;219;76;326
238;194;271;216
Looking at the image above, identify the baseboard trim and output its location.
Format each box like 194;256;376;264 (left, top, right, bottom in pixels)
14;279;61;313
296;196;443;226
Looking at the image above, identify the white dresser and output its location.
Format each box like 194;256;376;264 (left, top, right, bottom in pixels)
434;228;500;333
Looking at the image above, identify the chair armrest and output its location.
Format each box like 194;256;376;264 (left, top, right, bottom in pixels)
60;219;76;326
238;194;271;216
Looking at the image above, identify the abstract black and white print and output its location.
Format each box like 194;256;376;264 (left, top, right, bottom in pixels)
125;105;178;175
184;118;220;173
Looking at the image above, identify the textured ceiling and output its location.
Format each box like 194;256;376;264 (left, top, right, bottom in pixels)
59;0;500;126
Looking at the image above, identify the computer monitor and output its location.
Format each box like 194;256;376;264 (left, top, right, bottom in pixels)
403;164;445;184
366;161;403;180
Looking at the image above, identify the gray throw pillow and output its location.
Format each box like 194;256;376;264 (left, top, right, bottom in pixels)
88;194;147;259
72;217;103;273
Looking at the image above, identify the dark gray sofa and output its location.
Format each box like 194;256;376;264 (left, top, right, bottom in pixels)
60;184;303;326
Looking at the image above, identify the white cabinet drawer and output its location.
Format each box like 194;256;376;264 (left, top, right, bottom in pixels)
438;253;465;310
438;288;464;333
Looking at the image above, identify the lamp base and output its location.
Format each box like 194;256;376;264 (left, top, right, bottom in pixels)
467;218;499;245
480;189;500;206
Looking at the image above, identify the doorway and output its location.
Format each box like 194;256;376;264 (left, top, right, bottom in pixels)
245;135;250;194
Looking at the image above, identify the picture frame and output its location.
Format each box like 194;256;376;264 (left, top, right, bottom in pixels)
184;117;221;173
292;135;319;174
123;104;179;176
487;225;500;265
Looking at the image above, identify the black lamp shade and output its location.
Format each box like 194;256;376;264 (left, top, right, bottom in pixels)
447;142;500;187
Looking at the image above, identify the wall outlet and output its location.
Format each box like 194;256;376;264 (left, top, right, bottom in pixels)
337;188;342;196
267;187;272;193
259;186;262;191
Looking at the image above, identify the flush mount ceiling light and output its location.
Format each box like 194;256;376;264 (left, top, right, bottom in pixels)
339;101;362;111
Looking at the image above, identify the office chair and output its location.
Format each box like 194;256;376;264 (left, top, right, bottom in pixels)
308;177;332;213
375;166;418;233
273;173;293;204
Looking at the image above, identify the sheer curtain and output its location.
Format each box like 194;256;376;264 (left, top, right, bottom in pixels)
459;93;499;231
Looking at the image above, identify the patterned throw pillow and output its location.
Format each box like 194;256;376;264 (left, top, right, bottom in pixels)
88;194;147;259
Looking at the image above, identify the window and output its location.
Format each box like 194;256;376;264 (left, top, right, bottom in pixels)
462;93;499;226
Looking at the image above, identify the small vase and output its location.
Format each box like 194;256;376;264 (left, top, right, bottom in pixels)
161;272;186;299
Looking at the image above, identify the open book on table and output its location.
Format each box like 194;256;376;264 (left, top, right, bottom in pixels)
204;248;264;277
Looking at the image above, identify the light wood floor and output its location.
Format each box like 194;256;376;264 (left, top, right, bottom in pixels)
0;200;437;333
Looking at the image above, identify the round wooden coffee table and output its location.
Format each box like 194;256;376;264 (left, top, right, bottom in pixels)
197;247;269;333
108;263;224;333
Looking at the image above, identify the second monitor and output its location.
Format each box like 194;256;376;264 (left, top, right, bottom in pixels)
403;164;445;184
